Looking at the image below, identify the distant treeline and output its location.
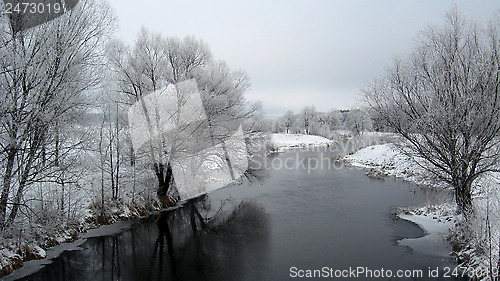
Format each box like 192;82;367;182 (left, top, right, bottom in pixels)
258;106;389;138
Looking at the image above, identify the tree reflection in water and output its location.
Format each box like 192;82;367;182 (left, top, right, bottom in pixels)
19;195;270;281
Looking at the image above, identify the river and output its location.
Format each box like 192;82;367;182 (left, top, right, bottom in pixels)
7;147;463;280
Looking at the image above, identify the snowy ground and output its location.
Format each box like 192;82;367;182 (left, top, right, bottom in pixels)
397;204;456;257
269;133;333;152
342;143;446;188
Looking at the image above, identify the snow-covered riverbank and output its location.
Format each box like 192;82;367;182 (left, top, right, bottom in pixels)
269;133;334;152
0;197;162;278
396;204;455;257
342;143;446;188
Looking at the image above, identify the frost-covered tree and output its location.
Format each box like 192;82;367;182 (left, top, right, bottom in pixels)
0;0;114;226
107;29;211;205
364;9;500;216
191;61;260;183
191;60;258;141
344;108;373;134
282;110;295;133
326;109;343;131
299;106;317;134
108;29;259;205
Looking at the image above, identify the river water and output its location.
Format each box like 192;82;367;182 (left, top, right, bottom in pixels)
11;147;463;280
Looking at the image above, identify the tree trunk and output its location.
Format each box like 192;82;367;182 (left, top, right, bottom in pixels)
115;101;120;199
109;112;115;199
155;163;165;196
157;162;174;197
0;149;16;226
99;118;105;209
455;180;473;218
8;145;37;224
60;177;65;211
129;146;135;166
8;150;35;224
55;126;60;167
156;162;175;207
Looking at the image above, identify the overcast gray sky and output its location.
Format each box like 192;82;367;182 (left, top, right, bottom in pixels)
107;0;500;116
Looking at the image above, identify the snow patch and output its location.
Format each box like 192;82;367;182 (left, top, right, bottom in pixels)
343;143;447;188
397;204;455;257
270;133;333;152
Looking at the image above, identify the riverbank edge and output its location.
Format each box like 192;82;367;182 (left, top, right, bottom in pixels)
267;133;335;153
395;204;456;254
341;150;458;258
0;198;168;278
0;193;214;280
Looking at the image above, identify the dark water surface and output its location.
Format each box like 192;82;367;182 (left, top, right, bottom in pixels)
10;148;463;280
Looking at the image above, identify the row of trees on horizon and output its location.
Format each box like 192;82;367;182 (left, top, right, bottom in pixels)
264;106;383;138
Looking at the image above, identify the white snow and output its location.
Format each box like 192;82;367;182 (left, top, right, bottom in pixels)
0;249;22;277
396;204;455;257
31;247;46;259
398;215;451;256
270;133;333;152
343;143;446;188
344;143;401;167
0;249;20;263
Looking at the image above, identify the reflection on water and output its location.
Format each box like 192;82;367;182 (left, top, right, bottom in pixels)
19;197;270;281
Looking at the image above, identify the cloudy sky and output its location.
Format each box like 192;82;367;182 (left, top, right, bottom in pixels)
107;0;500;116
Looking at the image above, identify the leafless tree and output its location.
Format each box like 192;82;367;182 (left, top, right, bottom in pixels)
0;0;114;226
108;29;259;205
364;9;500;216
326;109;342;131
344;108;373;135
282;110;295;133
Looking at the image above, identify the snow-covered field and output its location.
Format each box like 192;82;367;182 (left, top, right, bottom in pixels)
269;133;333;152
